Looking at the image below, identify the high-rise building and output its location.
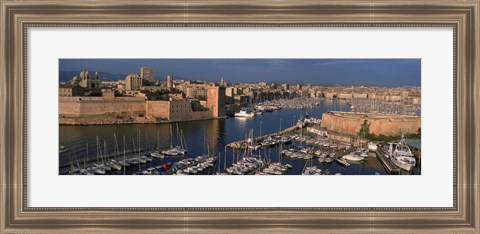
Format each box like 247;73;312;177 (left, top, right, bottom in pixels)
125;74;142;91
166;75;174;90
140;67;155;82
282;83;290;90
207;86;226;118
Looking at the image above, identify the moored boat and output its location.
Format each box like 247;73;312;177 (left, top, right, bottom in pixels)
234;109;255;118
335;158;350;167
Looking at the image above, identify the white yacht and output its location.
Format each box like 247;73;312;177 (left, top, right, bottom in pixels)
234;109;255;118
335;158;350;167
342;153;364;162
162;148;179;156
367;142;378;152
150;152;165;159
390;135;416;172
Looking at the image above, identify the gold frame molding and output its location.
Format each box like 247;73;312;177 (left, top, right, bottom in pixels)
1;0;479;233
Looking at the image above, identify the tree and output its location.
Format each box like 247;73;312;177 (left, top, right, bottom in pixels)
359;120;370;139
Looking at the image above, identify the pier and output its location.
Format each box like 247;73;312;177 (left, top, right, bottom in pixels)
227;125;300;149
375;148;400;174
59;148;155;174
167;156;217;175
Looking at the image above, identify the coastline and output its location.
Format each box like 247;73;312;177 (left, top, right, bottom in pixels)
59;116;227;126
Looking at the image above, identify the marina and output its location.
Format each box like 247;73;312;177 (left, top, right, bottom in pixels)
60;99;421;175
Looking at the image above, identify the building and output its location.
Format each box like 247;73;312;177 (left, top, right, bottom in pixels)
206;86;226;118
258;82;267;87
186;87;208;99
352;92;368;99
140;67;155;82
225;87;234;97
338;93;353;99
74;67;100;89
166;75;174;90
125;74;142;91
282;83;290;90
59;84;84;97
234;95;252;103
219;77;226;87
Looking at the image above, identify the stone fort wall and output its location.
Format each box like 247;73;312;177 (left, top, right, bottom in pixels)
320;111;421;136
59;97;146;117
60;96;215;125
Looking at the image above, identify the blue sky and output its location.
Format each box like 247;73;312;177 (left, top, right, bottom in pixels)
59;59;421;87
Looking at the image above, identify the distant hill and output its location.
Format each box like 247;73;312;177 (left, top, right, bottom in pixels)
59;71;127;82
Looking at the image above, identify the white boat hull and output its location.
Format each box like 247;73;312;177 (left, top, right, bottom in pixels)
235;114;255;118
342;154;364;162
368;143;378;152
390;158;414;171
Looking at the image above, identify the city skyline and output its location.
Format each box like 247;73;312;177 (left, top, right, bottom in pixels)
59;59;421;87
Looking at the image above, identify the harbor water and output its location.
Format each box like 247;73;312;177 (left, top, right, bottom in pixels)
59;100;420;175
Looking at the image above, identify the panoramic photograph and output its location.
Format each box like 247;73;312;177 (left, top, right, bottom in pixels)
59;59;421;175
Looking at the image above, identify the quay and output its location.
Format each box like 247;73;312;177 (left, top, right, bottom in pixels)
167;156;216;175
227;125;300;149
246;162;270;175
60;147;170;174
375;148;400;174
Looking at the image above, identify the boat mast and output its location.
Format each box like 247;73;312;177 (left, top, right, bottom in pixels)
177;124;180;147
104;140;108;162
169;125;173;148
96;136;100;165
85;142;88;170
137;129;141;157
224;146;227;172
182;130;188;150
123;135;126;175
114;133;119;161
157;131;160;150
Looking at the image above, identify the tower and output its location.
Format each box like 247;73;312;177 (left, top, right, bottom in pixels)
220;77;225;87
78;67;91;88
141;67;155;82
207;86;226;118
125;74;142;91
166;75;174;90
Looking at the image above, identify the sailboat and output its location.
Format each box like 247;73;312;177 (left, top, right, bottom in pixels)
162;125;182;155
93;136;110;173
302;158;321;175
174;125;188;154
104;140;121;171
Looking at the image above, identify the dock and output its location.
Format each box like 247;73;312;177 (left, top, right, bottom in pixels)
375;148;400;174
166;157;216;175
227;125;300;149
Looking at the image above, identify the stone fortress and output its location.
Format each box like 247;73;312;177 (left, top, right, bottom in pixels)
320;111;421;136
59;67;226;125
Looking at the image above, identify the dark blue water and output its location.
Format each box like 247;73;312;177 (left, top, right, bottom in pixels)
59;100;420;175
